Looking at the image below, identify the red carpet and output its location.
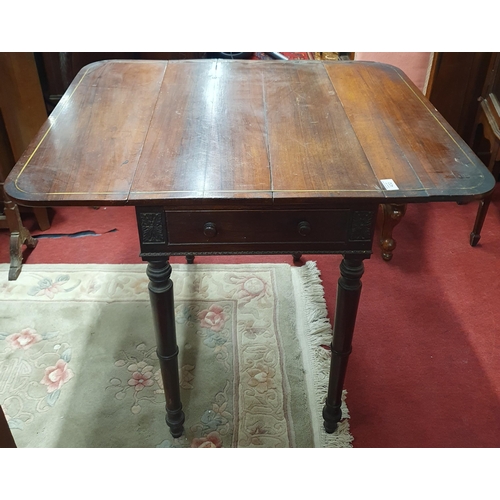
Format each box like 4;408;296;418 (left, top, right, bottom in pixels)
2;187;500;447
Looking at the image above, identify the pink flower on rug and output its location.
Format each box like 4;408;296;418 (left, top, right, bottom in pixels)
247;363;276;393
198;304;227;332
128;371;154;391
191;431;223;448
6;328;42;350
41;359;74;393
37;281;64;299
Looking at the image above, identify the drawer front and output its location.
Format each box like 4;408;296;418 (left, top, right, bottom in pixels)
136;207;377;257
165;210;351;244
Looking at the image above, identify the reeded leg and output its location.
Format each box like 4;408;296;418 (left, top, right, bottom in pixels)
147;259;185;437
379;203;407;261
323;255;364;433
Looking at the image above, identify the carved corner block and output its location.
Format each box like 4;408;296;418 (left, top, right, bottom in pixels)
349;210;376;241
136;208;169;259
138;211;166;244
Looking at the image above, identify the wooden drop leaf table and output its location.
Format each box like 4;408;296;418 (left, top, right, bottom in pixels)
5;59;494;438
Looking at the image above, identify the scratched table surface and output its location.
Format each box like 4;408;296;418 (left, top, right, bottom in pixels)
4;59;494;208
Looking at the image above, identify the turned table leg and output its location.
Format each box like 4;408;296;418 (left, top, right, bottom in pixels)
379;203;407;261
147;259;185;437
323;255;365;433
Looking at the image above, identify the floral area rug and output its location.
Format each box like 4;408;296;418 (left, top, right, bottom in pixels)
0;262;352;448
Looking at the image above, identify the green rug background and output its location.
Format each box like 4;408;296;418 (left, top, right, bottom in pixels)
0;262;352;447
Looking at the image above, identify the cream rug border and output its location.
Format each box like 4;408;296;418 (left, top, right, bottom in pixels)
292;261;352;448
0;261;353;448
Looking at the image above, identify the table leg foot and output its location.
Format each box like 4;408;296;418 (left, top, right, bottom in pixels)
470;232;481;246
147;259;185;437
186;254;195;264
470;195;491;247
322;403;342;433
165;405;185;438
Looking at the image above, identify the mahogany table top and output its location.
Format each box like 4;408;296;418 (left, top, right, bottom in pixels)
5;59;495;208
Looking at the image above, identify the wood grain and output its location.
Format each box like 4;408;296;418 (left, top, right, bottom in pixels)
8;60;167;205
324;62;489;199
4;59;495;207
130;60;272;202
261;62;381;200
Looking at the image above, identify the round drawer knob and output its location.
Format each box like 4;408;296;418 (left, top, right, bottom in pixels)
298;221;311;236
203;222;217;237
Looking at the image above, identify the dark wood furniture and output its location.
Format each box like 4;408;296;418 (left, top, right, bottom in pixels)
0;53;51;279
4;59;494;438
427;53;493;145
377;52;495;260
0;405;16;448
469;54;500;246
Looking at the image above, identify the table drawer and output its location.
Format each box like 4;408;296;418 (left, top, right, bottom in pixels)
165;210;351;244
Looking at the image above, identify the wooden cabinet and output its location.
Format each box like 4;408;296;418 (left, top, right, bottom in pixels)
427;53;493;144
0;53;51;279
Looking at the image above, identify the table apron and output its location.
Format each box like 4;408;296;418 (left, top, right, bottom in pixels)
135;207;377;258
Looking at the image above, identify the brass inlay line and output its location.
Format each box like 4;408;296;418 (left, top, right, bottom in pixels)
131;189;384;194
324;62;486;194
128;187;473;196
393;66;479;167
16;191;129;196
19;184;480;198
393;68;487;193
14;67;92;193
13;62;487;199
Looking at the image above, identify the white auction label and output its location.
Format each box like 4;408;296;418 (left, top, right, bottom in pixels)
380;179;399;190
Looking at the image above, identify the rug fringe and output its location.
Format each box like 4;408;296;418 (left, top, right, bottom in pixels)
293;260;353;448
